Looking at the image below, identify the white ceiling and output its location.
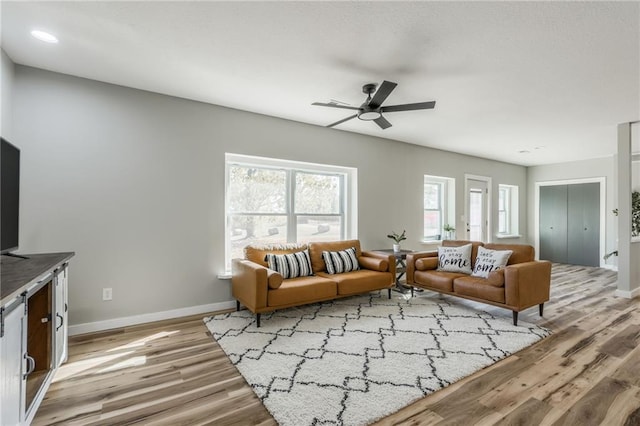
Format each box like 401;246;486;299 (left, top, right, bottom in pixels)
2;1;638;166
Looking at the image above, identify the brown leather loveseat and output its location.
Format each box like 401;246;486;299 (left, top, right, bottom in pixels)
232;240;395;327
406;240;551;325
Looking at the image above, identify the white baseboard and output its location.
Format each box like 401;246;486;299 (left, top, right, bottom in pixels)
614;287;640;299
68;300;236;336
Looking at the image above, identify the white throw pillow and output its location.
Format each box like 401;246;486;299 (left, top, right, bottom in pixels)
471;246;513;278
437;244;473;274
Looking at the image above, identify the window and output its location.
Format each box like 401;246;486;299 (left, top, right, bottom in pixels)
424;175;455;241
498;184;519;236
225;154;356;271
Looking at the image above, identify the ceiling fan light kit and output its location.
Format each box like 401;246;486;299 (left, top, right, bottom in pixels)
312;80;436;130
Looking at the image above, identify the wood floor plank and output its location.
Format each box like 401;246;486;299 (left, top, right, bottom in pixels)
32;264;640;426
550;377;630;426
491;398;552;426
598;324;640;358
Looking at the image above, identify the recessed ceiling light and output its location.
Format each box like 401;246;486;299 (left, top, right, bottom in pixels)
518;150;531;154
31;30;58;44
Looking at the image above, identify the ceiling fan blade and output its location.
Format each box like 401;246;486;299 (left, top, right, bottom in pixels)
374;115;392;130
368;80;398;108
327;114;357;128
381;101;436;113
312;102;360;111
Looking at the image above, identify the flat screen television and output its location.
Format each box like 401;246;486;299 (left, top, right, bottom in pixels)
1;138;20;254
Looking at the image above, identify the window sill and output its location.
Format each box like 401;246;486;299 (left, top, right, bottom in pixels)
217;273;232;280
632;236;640;244
495;234;522;239
421;240;442;244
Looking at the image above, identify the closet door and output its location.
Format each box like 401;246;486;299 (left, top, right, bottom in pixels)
539;185;568;263
567;183;600;266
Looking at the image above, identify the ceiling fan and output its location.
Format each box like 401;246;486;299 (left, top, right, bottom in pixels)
312;80;436;130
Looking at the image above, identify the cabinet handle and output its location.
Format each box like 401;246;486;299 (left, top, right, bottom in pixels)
56;313;64;331
23;354;35;379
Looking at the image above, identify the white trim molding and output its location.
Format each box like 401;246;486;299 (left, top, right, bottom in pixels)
68;300;236;336
614;287;640;299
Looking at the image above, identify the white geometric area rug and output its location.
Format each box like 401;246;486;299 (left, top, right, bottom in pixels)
204;292;550;426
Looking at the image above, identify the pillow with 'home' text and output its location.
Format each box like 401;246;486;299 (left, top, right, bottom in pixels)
471;246;513;278
265;250;313;279
437;244;472;274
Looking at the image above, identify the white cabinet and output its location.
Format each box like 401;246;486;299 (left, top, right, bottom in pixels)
0;253;73;425
0;299;27;426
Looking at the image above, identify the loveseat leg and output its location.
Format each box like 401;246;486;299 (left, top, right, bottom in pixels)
256;313;261;328
236;300;240;311
388;288;391;299
512;311;518;326
411;287;414;298
539;303;544;317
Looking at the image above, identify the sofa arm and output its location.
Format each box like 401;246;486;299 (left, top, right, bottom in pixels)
231;259;269;313
361;251;396;278
406;251;437;284
504;261;552;309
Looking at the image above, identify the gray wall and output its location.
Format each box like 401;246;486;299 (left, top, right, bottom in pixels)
527;156;616;266
1;49;15;138
12;66;527;326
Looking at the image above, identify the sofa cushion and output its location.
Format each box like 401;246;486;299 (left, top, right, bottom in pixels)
415;257;438;271
437;243;473;274
442;240;484;268
316;270;392;295
244;243;308;267
453;277;506;303
413;270;467;292
267;276;337;307
266;250;313;279
309;240;362;273
471;246;513;278
358;256;388;272
484;243;534;265
322;247;360;274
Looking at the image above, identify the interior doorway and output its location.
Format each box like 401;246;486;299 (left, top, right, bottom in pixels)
465;175;491;242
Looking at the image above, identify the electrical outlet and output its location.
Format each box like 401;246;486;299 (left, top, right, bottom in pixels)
102;288;113;301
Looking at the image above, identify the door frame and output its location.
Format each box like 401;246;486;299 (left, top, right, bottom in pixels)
464;174;492;242
535;177;606;266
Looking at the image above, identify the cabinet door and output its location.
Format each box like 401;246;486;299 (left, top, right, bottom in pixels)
539;185;568;263
567;183;600;266
0;301;26;426
54;266;68;367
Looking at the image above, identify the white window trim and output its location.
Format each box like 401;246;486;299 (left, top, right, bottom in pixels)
422;175;455;243
497;184;520;238
223;153;357;275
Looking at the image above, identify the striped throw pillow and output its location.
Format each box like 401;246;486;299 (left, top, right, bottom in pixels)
322;247;360;274
265;250;313;279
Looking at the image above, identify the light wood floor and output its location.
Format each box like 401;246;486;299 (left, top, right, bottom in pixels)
34;264;640;426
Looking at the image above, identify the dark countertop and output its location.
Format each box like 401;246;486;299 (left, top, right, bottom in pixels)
1;252;75;307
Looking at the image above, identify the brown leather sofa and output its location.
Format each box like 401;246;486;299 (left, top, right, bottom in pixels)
406;240;551;325
232;240;395;327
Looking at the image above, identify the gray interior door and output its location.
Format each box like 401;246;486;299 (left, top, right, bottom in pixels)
539;183;600;266
539;185;568;263
567;182;600;266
